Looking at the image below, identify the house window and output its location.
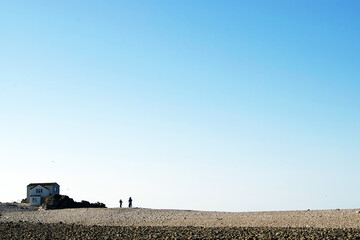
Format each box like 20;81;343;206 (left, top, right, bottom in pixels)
36;189;43;193
54;187;56;191
32;198;37;202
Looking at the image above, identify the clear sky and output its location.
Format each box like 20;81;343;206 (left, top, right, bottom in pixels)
1;1;359;211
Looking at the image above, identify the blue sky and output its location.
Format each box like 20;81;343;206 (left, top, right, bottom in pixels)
1;1;359;211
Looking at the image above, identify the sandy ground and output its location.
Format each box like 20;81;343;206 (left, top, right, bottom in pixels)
1;203;360;228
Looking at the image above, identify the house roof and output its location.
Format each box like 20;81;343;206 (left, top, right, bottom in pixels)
27;182;59;187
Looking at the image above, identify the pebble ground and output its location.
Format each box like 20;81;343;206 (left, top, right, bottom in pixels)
1;222;360;239
2;203;360;239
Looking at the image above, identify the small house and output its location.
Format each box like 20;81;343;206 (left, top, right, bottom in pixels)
27;182;60;206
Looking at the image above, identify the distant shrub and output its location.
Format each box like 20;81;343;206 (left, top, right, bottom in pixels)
42;194;106;210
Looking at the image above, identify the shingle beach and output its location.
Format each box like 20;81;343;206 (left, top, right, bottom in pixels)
1;203;360;239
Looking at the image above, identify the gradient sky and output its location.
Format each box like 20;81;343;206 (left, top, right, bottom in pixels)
1;1;359;211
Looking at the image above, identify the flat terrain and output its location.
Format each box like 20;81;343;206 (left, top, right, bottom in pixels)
2;222;360;240
1;203;360;239
1;203;360;228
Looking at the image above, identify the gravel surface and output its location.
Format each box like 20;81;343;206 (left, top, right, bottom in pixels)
1;222;360;239
0;203;37;213
1;203;360;228
2;203;360;239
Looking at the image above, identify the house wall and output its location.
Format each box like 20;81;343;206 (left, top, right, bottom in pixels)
46;184;60;195
29;185;50;198
55;184;60;194
27;186;30;202
27;183;60;203
29;196;42;206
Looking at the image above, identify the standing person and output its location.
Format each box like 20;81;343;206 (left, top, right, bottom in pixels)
119;199;122;208
128;197;132;208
